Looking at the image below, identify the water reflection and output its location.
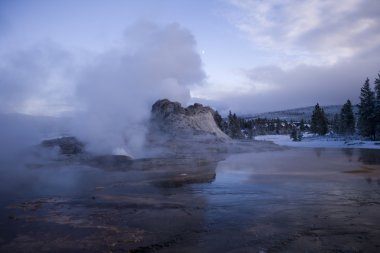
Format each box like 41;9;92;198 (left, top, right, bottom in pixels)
358;148;380;164
342;148;354;162
313;147;325;158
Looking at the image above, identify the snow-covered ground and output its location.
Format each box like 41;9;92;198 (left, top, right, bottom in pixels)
255;134;380;149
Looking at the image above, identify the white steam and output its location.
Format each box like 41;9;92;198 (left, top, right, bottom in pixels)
72;22;205;156
0;22;205;157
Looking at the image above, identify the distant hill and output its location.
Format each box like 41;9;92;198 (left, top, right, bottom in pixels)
244;104;359;122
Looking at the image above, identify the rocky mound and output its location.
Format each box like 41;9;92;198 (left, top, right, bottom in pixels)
151;99;230;140
41;136;85;155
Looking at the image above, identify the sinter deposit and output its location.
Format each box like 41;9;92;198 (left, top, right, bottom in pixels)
151;99;230;140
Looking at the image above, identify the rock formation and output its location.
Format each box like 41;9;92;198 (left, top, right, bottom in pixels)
150;99;230;140
40;99;230;159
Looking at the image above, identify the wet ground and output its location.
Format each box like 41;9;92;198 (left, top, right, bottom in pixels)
1;145;380;252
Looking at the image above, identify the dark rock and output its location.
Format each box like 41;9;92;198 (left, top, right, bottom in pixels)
41;136;84;155
87;155;132;170
151;99;185;119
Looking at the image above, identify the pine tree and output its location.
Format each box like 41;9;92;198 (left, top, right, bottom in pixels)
290;128;302;141
311;104;320;133
340;99;355;135
375;72;380;99
311;103;328;135
332;113;340;134
213;110;223;131
320;109;328;135
231;113;241;138
358;78;376;139
227;111;233;137
300;119;305;131
374;72;380;139
227;111;242;139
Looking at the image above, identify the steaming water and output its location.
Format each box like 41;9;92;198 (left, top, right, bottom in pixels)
1;148;380;252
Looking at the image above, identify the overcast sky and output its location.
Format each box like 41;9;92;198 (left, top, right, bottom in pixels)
1;0;380;115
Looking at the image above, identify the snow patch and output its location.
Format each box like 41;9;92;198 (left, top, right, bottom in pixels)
255;134;380;149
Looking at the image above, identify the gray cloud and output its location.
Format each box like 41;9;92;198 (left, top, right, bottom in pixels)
211;48;380;114
227;0;380;65
204;0;380;114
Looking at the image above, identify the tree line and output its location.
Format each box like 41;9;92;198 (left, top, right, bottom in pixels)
214;110;307;139
311;72;380;140
214;71;380;141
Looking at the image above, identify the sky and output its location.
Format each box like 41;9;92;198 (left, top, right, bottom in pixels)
1;0;380;156
1;0;380;116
